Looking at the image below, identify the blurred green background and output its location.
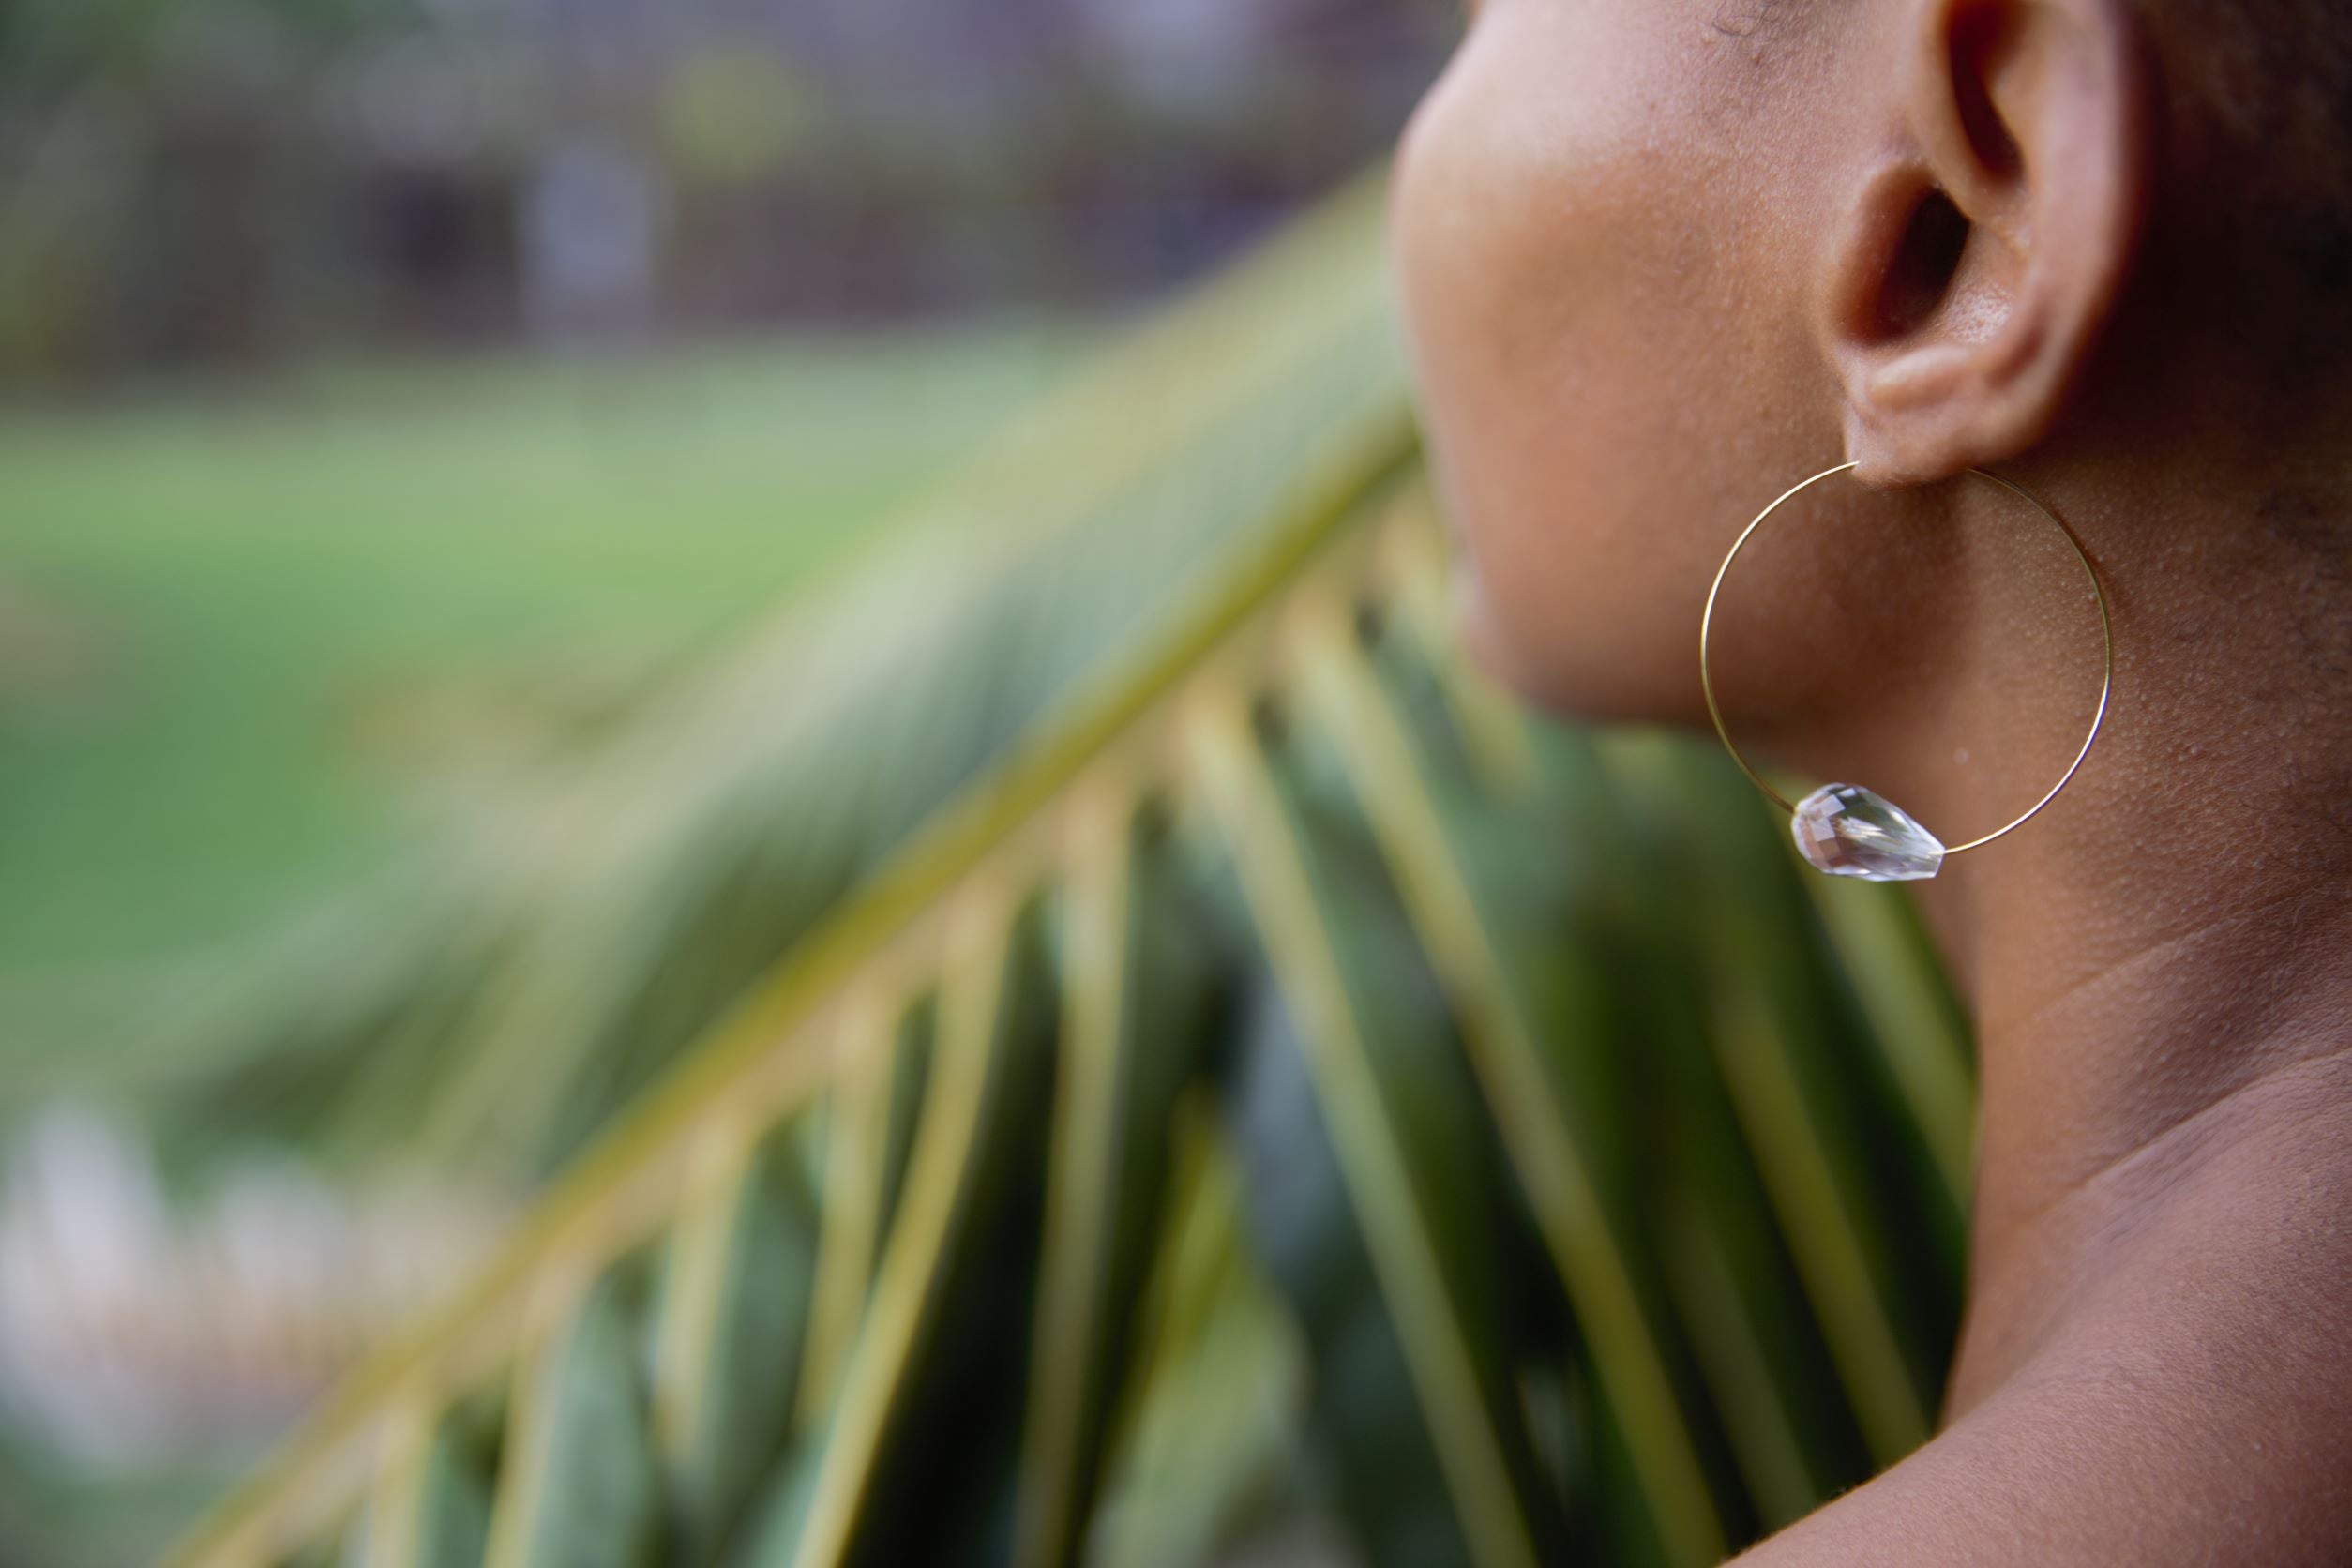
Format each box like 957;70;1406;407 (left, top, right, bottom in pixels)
0;6;1976;1568
2;2;1473;1561
0;0;1450;1059
0;328;1086;1050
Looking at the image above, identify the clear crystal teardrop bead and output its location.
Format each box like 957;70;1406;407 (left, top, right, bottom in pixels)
1790;783;1946;882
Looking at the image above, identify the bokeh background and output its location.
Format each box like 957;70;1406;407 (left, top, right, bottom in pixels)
0;2;1454;1559
4;8;1980;1568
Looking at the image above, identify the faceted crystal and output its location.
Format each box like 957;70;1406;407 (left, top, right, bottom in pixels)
1790;783;1946;882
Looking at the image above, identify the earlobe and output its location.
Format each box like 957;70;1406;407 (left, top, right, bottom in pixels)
1819;0;2150;486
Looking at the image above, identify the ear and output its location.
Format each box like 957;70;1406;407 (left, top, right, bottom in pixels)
1820;0;2150;485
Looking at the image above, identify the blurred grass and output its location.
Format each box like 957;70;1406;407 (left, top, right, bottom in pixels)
0;323;1092;1048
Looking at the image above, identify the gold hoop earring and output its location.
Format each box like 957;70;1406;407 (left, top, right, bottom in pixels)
1698;461;2113;882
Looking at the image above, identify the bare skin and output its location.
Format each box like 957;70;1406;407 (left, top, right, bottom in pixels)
1392;0;2352;1560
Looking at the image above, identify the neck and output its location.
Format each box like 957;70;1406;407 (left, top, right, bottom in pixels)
1826;438;2352;1417
1937;852;2352;1413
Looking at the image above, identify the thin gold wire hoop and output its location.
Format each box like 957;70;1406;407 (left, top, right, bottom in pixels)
1697;461;2113;857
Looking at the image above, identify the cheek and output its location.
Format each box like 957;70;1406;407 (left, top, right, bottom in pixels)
1393;10;1834;722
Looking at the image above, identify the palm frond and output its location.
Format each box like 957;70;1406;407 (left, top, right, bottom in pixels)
122;170;1415;1186
171;378;1969;1566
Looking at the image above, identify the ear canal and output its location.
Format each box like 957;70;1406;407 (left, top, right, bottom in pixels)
1870;188;1970;341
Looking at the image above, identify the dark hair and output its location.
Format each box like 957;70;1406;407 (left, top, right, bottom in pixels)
2158;1;2352;295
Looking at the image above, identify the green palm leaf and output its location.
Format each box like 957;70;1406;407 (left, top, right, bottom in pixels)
130;170;1415;1185
1289;606;1724;1566
170;179;1970;1568
1189;691;1554;1568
